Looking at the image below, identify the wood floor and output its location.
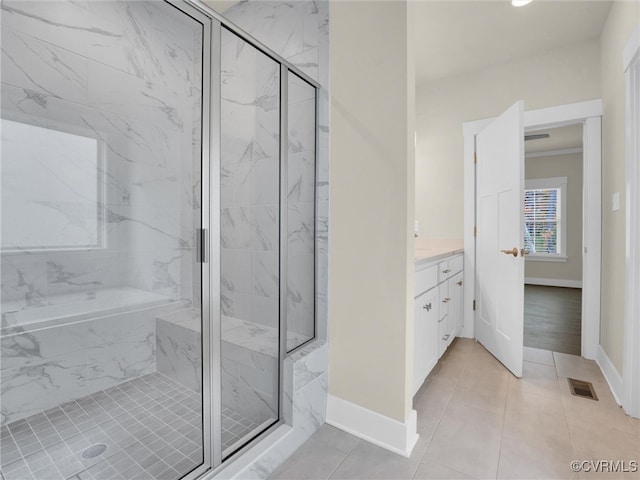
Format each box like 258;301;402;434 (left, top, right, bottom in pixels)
524;285;582;355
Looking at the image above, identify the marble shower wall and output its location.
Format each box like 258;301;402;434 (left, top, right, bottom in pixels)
219;27;281;431
220;29;281;331
1;0;202;316
214;3;330;478
287;74;316;350
223;0;330;344
0;0;203;423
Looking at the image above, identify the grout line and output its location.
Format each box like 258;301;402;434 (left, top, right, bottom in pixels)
409;342;473;479
494;372;511;480
556;360;580;478
326;439;359;480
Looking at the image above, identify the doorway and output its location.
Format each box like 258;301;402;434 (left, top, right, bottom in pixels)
462;100;602;367
523;124;584;356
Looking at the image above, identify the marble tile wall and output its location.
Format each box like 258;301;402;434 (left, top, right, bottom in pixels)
155;309;278;430
156;311;203;394
0;0;203;424
221;342;278;426
220;28;281;338
286;74;316;350
1;0;202;309
217;2;330;478
223;343;329;480
0;306;162;424
223;0;330;345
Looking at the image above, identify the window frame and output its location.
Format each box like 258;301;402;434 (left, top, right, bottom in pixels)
524;176;568;263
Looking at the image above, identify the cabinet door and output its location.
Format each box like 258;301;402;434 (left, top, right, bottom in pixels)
413;288;438;395
438;282;450;356
447;271;464;341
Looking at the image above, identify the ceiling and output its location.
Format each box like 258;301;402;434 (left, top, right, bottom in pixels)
414;0;613;85
525;123;583;154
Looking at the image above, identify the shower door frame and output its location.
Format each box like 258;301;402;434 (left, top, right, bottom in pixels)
169;0;322;476
160;1;218;478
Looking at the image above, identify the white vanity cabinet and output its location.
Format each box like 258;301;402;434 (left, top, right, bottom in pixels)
413;253;464;396
413;287;438;394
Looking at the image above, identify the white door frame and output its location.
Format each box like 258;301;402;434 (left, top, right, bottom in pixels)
462;99;602;361
623;25;640;419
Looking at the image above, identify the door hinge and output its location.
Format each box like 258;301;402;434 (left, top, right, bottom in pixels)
474;152;477;164
473;300;476;311
473;226;477;237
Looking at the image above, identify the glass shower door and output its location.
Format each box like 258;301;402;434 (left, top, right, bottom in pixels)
219;27;281;457
0;1;210;478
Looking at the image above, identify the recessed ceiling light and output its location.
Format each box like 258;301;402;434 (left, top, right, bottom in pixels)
512;0;532;6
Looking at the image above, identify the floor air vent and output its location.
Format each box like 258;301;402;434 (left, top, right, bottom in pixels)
568;378;598;401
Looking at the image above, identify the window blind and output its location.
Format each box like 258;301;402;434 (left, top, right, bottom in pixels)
524;188;560;254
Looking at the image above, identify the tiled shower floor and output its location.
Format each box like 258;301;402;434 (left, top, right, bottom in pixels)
1;373;258;480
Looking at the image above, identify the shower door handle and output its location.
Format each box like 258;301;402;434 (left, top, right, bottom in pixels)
196;228;208;263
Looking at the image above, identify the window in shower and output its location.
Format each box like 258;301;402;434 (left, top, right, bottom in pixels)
0;118;105;251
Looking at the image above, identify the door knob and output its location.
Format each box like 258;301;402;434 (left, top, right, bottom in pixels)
520;249;530;256
500;247;518;257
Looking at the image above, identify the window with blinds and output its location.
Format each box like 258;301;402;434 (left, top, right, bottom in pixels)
524;187;561;255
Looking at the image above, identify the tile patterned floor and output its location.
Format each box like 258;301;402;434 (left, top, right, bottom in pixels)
0;373;204;480
221;408;259;454
269;340;640;480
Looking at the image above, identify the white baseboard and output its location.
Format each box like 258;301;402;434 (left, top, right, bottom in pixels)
525;277;583;288
596;345;624;405
326;394;419;458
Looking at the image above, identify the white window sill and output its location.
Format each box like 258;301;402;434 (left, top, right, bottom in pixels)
525;255;568;263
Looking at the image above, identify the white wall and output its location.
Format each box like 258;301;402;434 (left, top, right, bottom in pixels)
525;153;583;284
416;39;601;239
599;2;640;374
329;0;415;423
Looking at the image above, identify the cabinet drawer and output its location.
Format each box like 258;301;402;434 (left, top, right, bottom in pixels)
415;265;438;297
449;254;463;275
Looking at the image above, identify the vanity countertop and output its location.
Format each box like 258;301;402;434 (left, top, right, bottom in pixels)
415;238;464;265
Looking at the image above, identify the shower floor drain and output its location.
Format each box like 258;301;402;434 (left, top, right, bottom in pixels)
81;443;108;459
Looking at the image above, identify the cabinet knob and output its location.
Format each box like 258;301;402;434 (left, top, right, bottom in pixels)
442;297;451;303
442;334;450;340
422;303;432;311
457;281;463;287
442;269;451;273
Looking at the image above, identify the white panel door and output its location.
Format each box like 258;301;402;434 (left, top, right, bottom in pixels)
475;101;525;378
